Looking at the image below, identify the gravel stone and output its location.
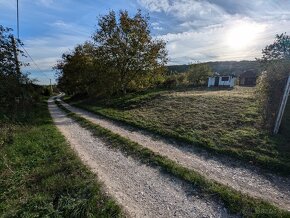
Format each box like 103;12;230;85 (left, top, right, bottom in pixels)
58;100;290;211
49;99;233;218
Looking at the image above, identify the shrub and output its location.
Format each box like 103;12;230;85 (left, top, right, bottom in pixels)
256;33;290;132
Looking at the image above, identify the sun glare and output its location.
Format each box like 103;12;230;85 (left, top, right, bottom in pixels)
226;22;264;50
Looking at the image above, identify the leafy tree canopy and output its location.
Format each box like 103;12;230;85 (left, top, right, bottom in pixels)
187;63;213;86
56;10;168;96
260;33;290;63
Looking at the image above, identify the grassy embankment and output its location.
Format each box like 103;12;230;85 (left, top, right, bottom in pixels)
0;99;122;217
66;87;290;175
56;99;290;217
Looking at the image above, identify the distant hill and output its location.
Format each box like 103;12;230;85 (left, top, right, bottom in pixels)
167;61;260;76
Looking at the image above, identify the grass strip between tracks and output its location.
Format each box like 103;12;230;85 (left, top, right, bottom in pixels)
55;100;290;218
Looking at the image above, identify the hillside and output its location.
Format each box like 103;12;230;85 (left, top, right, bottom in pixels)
167;60;260;75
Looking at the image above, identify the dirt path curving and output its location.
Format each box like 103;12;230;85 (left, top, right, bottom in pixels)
58;99;290;211
48;98;231;217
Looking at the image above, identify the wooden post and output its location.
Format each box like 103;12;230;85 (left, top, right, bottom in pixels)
273;75;290;134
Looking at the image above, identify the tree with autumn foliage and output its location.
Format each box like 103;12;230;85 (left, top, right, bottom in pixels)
56;10;167;96
93;10;167;94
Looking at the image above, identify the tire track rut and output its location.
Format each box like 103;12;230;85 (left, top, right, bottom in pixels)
59;100;290;211
49;99;231;217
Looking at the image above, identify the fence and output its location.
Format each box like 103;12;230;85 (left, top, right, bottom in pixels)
274;75;290;134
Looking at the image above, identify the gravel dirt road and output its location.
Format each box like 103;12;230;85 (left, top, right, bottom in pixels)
58;99;290;211
49;98;232;217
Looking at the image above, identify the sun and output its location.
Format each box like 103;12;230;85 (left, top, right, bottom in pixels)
226;22;264;50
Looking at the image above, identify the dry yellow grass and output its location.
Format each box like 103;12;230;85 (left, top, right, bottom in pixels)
71;86;290;174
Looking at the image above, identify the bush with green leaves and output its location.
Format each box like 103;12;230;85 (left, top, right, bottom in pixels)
256;33;290;131
187;63;213;86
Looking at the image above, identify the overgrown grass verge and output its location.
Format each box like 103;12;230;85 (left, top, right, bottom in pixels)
66;88;290;176
0;99;122;217
56;100;290;218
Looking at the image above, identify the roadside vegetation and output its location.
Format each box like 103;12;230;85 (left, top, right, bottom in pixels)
66;86;290;175
56;100;290;217
1;24;122;217
0;25;37;120
256;33;290;131
0;99;122;217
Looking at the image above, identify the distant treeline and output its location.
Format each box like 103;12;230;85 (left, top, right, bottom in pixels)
167;60;260;76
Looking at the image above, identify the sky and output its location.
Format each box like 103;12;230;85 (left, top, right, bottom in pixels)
0;0;290;84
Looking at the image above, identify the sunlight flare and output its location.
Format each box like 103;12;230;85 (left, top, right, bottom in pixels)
226;21;265;50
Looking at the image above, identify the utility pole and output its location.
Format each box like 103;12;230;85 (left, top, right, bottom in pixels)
17;0;19;39
50;79;53;93
273;75;290;134
12;0;20;76
11;36;21;77
11;36;21;117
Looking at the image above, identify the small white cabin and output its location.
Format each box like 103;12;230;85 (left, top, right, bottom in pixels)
208;75;236;88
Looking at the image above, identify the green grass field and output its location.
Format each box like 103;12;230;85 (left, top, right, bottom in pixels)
0;99;122;217
68;87;290;175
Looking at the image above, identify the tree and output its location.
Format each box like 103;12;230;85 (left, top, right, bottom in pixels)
54;42;97;95
259;33;290;63
256;33;290;131
92;10;168;94
187;63;213;86
55;10;167;97
0;25;32;118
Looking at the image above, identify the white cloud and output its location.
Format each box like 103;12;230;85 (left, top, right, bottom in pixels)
157;17;280;64
51;20;69;28
138;0;226;21
22;33;88;71
47;20;91;37
20;30;90;85
139;0;289;64
151;22;164;30
138;0;170;12
153;26;163;30
37;0;54;7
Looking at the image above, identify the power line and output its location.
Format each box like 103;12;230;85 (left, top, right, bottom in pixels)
19;43;52;82
19;43;43;72
15;0;52;83
20;44;52;84
15;0;47;73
